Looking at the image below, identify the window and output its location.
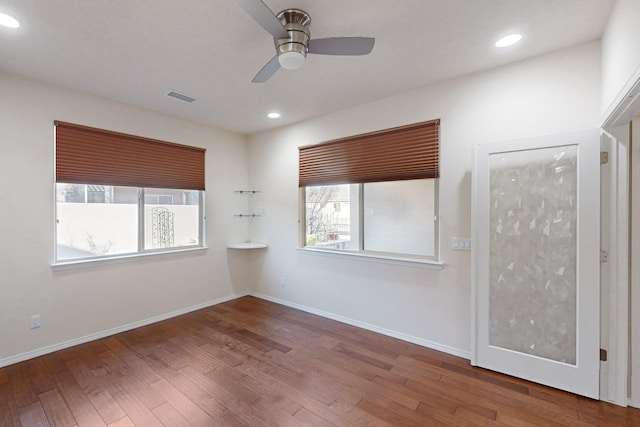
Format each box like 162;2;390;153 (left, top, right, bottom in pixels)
363;179;436;256
305;184;358;250
54;122;205;262
300;120;439;260
56;184;139;259
143;188;200;249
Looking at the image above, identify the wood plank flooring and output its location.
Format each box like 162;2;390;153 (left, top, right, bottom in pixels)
1;296;639;426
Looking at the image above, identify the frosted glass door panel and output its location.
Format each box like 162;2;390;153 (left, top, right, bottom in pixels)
473;129;599;398
489;145;577;364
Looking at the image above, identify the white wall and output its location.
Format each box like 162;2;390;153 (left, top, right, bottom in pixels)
601;0;640;114
247;42;601;355
0;71;250;365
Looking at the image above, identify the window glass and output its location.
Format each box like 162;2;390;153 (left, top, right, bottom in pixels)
302;179;438;259
143;188;201;250
305;184;359;250
56;184;203;262
87;185;106;203
56;184;138;260
363;179;435;257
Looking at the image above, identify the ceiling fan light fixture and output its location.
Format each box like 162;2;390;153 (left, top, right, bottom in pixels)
241;2;375;82
278;50;305;70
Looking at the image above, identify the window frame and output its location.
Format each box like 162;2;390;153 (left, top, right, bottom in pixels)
53;121;206;266
54;184;205;265
297;119;440;264
299;178;440;262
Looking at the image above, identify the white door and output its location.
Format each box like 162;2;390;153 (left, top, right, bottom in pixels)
471;129;601;399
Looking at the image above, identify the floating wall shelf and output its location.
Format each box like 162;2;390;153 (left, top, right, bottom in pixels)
234;190;261;194
230;190;265;248
234;190;262;218
227;242;268;249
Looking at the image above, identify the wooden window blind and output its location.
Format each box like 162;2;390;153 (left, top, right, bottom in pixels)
55;121;206;190
298;119;439;187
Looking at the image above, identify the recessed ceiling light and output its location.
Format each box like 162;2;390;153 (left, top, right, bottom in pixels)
495;34;522;48
267;112;281;119
0;12;20;28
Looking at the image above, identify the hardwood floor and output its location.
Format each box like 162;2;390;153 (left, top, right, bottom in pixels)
1;296;639;426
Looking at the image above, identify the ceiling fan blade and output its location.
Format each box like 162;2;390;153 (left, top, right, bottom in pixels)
238;0;289;40
252;55;281;83
308;37;375;56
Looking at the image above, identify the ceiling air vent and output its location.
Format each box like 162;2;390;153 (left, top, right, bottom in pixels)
166;90;198;103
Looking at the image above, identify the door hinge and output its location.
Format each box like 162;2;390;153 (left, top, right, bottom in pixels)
600;250;609;263
600;348;608;361
601;151;609;164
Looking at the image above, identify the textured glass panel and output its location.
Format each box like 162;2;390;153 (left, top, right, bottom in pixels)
489;145;577;364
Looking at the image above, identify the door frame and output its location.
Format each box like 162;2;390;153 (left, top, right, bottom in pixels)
631;118;640;408
600;126;630;406
600;68;640;407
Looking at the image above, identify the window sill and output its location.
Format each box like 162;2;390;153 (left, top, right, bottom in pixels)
296;247;443;269
51;246;208;271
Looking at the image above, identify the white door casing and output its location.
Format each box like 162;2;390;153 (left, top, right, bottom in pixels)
472;129;601;399
600;125;630;406
631;118;640;408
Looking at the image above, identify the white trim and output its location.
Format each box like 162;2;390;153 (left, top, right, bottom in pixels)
630;118;640;409
1;290;470;369
138;188;145;252
600;133;613;402
470;145;480;366
296;247;444;270
51;246;208;271
0;293;247;369
600;64;640;128
250;292;470;359
601;126;631;407
613;132;630;407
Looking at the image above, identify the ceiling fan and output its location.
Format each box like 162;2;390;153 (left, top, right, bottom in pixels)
239;0;375;83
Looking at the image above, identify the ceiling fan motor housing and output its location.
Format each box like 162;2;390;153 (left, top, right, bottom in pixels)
275;9;311;69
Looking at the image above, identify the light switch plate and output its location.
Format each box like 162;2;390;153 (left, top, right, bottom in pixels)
452;237;471;251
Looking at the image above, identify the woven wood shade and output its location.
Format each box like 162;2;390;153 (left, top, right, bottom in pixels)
299;119;439;187
55;121;205;190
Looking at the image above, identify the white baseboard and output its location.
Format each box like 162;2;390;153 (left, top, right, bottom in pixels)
0;292;248;369
250;292;471;360
1;291;470;369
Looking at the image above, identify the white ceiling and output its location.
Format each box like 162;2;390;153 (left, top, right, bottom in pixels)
0;0;614;135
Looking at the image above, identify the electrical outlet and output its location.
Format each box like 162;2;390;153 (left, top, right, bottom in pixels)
30;314;41;329
279;277;286;288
